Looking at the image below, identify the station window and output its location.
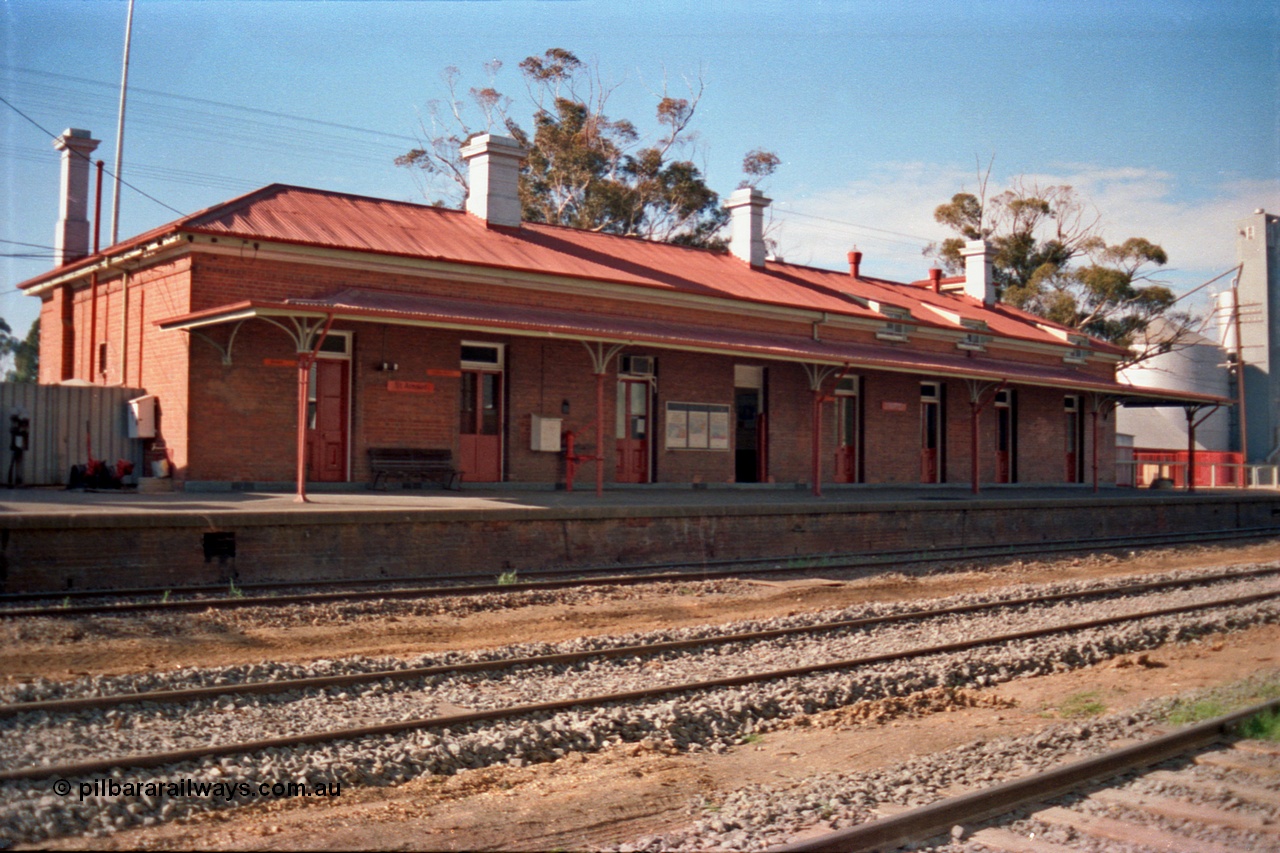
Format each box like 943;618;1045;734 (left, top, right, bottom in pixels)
461;342;503;368
314;330;352;358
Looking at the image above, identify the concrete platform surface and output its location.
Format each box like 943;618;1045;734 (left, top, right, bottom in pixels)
0;483;1268;520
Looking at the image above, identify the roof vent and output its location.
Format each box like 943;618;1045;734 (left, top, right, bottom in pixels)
847;250;862;278
53;128;100;266
726;187;770;268
459;134;525;228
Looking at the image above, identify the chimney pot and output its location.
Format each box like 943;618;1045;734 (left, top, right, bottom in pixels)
960;239;997;307
847;250;863;278
53;128;101;266
459;133;526;228
928;268;942;293
726;187;771;268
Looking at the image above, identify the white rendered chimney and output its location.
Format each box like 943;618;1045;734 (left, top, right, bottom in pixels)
726;187;771;268
459;133;525;228
53;128;101;266
961;239;997;307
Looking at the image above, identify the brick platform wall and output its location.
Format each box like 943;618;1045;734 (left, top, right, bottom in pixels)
3;494;1276;593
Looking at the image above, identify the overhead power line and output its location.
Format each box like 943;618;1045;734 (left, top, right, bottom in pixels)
774;208;935;244
0;94;186;218
4;65;419;144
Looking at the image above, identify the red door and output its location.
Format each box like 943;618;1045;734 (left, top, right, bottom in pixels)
459;370;502;482
995;392;1013;484
616;378;650;483
1064;398;1082;482
835;395;858;483
921;399;941;483
308;359;349;482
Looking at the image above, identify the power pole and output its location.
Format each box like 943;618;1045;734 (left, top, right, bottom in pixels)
109;0;136;246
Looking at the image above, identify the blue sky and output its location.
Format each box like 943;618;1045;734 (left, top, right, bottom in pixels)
2;0;1277;340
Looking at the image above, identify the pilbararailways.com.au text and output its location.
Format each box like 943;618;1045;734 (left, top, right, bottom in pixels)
52;777;341;802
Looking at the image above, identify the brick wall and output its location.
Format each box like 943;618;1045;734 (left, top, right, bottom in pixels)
37;247;1126;487
4;493;1275;593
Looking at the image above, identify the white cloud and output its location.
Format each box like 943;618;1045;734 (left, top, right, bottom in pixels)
770;162;1280;310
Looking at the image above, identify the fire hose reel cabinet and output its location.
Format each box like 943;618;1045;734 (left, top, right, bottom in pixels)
127;395;157;439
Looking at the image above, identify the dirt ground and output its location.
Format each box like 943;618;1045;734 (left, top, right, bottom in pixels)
32;623;1280;852
6;539;1280;683
11;540;1280;851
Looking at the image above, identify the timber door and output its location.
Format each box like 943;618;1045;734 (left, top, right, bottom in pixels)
995;389;1015;483
920;382;944;483
834;377;860;483
616;378;650;483
308;358;349;482
734;365;766;483
1064;396;1083;483
459;369;503;482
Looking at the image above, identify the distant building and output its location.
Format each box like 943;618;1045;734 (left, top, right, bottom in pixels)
1116;320;1231;452
1235;209;1280;464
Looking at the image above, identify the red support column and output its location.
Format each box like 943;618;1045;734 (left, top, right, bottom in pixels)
595;371;605;498
294;316;335;504
88;161;104;383
811;390;823;497
295;354;312;503
970;401;981;495
1186;407;1197;494
1091;410;1100;494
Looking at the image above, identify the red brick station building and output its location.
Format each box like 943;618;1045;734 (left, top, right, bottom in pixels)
21;129;1219;496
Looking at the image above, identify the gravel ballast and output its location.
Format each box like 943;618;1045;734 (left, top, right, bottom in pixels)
0;564;1276;845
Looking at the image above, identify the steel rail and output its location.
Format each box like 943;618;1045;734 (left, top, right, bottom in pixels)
3;565;1278;720
1;588;1275;784
4;525;1279;618
766;696;1280;853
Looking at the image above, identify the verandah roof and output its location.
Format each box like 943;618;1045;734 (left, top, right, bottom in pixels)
157;287;1226;406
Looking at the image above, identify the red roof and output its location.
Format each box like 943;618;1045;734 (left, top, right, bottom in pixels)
21;184;1113;353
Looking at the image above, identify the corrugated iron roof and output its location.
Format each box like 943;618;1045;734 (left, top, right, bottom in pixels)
22;184;1113;353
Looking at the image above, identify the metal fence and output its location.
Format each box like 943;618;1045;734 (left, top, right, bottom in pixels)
1116;460;1280;490
0;383;147;486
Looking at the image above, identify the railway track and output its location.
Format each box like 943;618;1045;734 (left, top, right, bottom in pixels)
4;564;1278;719
770;698;1280;853
2;580;1275;785
3;525;1278;618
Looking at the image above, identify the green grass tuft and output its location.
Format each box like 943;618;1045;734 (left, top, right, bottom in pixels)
1238;708;1280;741
1056;691;1107;719
1167;698;1228;725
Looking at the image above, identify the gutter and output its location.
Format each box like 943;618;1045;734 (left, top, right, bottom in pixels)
17;234;185;297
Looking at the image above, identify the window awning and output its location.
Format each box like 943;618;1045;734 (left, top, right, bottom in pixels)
157;288;1228;407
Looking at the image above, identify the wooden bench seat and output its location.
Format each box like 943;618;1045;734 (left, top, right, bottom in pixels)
367;448;461;490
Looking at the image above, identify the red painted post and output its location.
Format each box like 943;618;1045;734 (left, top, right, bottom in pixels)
971;401;980;495
811;390;823;497
564;431;576;492
1186;408;1197;494
88;161;104;383
295;316;335;504
595;371;605;498
295;355;311;503
1091;410;1100;494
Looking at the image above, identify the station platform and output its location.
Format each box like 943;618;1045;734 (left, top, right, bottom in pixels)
2;484;1278;593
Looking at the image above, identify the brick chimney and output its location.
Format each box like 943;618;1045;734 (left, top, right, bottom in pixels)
726;187;771;268
53;128;100;266
459;133;525;228
960;239;997;307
